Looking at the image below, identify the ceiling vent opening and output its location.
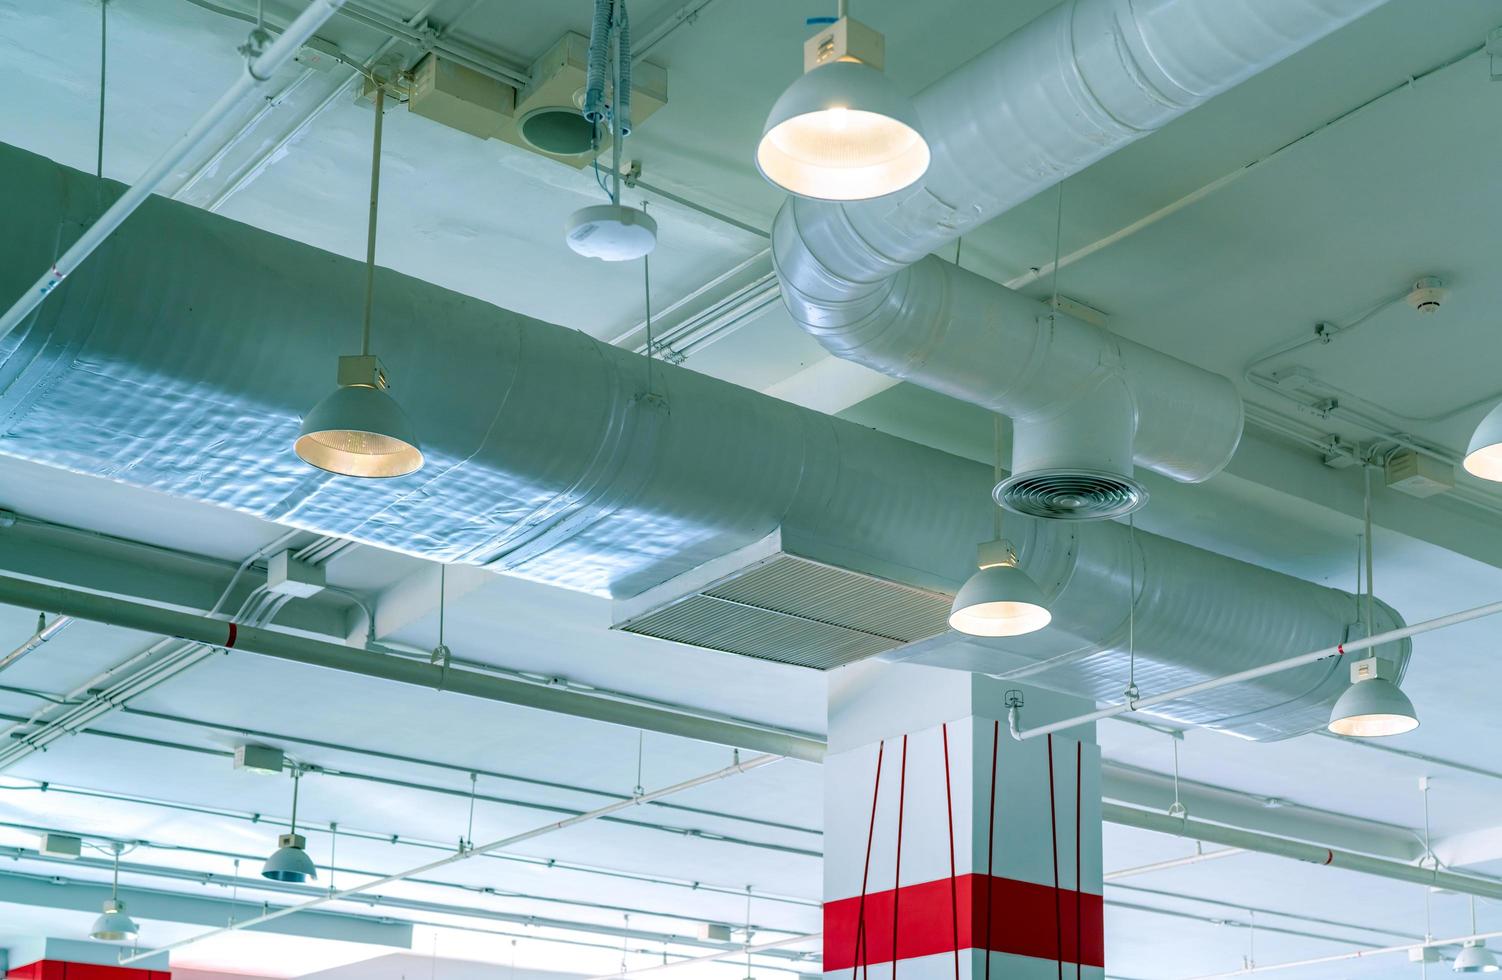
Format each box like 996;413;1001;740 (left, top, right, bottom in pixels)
996;468;1145;521
612;531;953;671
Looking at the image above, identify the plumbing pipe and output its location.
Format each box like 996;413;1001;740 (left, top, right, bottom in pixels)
1009;598;1502;741
587;933;821;980
0;573;826;762
1103;847;1245;882
1104;802;1502;903
119;751;782;964
1180;928;1502;978
773;0;1391;493
1;773;821;911
0;0;348;343
0;615;72;674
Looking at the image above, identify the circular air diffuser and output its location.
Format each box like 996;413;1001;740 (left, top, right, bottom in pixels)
518;107;596;156
995;469;1147;521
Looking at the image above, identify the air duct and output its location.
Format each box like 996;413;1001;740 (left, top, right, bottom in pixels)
772;0;1389;519
0;143;1406;739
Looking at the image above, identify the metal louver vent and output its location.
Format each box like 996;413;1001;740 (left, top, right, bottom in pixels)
615;553;953;671
996;468;1147;521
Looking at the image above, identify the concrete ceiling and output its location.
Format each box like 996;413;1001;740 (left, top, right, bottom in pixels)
2;0;1502;977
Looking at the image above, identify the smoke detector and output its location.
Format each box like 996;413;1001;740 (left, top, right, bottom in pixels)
566;204;657;261
1406;276;1446;313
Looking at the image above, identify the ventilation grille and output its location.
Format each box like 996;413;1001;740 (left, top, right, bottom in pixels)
995;469;1147;521
616;554;953;671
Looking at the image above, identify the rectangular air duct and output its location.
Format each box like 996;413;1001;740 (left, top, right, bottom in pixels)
612;531;952;671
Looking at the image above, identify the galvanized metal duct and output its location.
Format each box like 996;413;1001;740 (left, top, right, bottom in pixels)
0;143;1405;739
772;0;1389;518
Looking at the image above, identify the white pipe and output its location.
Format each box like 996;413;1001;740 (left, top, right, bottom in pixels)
1103;847;1244;882
588;933;821;980
0;573;827;762
1010;598;1502;740
1104;803;1502;903
120;751;782;964
1181;928;1502;978
773;0;1390;489
0;0;347;342
0;615;72;674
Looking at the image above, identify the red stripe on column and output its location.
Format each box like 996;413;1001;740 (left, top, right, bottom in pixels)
824;874;1104;970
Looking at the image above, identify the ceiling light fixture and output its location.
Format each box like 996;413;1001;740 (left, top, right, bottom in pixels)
1464;402;1502;483
1329;466;1418;737
262;766;318;883
756;4;929;201
90;843;139;942
1457;897;1499;972
294;83;422;478
1327;657;1418;737
951;417;1050;637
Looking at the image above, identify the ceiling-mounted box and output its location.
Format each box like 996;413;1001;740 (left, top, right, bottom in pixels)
612;530;951;672
408;54;516;139
492;32;668;169
1385;449;1454;498
39;833;82;859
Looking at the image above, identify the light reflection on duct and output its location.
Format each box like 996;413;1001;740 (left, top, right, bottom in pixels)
0;142;1408;740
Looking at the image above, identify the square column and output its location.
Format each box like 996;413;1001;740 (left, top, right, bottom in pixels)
824;662;1104;980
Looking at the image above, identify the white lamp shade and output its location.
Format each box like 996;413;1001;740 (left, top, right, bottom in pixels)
90;899;139;942
1455;940;1500;973
1327;676;1419;737
1464;402;1502;482
949;563;1051;637
295;384;423;478
262;842;319;882
757;60;929;201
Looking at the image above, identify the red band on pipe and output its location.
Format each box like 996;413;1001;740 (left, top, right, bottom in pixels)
225;623;238;649
1337;643;1344;656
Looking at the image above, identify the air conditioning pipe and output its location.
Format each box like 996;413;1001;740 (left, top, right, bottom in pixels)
0;143;1409;740
772;0;1390;519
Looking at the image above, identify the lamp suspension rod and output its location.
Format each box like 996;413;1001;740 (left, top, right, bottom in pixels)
361;82;384;357
1010;598;1502;740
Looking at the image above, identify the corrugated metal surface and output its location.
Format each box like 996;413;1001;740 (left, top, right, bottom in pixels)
618;555;952;670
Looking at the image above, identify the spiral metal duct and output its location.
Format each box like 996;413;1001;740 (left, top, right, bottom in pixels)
772;0;1390;518
0;143;1406;738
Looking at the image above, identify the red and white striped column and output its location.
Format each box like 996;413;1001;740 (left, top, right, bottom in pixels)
825;664;1104;980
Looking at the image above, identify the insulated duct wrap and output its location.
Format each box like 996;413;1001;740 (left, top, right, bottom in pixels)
0;144;1406;738
772;0;1389;489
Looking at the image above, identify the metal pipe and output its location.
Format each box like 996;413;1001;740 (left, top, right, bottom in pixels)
589;933;821;980
0;574;825;762
1103;847;1245;882
1010;598;1502;741
0;615;72;674
120;752;782;964
1104;802;1502;903
1181;927;1502;978
0;0;348;342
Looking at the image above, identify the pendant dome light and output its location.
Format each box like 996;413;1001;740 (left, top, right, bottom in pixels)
756;4;929;201
262;767;318;883
90;843;139;942
951;417;1051;637
1328;466;1418;737
1456;896;1500;972
1463;401;1502;482
294;84;422;478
